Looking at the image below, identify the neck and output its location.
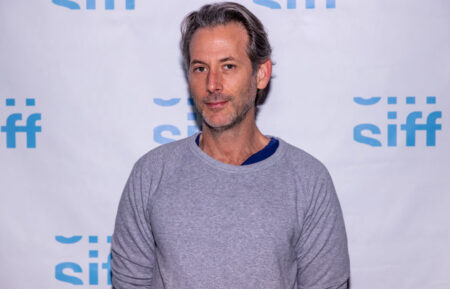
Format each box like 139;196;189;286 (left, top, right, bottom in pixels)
199;112;269;165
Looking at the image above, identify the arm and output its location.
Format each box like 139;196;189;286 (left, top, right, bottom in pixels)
111;162;156;288
295;170;350;289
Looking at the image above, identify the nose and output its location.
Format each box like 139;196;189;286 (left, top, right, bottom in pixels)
206;69;222;93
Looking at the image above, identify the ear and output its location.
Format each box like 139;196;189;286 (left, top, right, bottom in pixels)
256;59;272;90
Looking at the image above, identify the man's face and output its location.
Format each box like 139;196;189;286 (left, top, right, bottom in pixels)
188;22;259;131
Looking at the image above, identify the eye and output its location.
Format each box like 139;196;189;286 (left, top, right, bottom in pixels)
223;64;236;70
192;66;207;73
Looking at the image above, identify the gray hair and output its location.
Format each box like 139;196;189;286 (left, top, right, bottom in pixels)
180;2;272;102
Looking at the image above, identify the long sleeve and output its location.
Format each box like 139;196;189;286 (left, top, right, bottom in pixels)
295;169;350;289
111;162;156;288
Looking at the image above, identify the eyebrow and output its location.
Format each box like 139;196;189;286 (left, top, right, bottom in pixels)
219;57;235;62
190;60;206;67
190;57;236;66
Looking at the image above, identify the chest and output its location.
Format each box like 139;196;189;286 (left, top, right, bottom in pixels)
149;172;301;257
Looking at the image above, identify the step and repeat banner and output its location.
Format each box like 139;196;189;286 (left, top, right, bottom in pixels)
1;0;449;288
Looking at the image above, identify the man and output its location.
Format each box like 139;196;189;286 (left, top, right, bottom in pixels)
111;2;350;289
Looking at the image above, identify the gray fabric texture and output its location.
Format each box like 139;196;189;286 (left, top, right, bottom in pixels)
111;134;350;289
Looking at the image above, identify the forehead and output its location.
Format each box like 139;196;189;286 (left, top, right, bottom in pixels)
189;22;250;62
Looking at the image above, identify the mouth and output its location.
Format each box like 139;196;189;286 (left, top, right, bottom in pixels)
205;100;228;109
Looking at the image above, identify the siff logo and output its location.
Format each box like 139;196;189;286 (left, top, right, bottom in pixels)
253;0;335;9
153;97;199;144
353;96;442;147
55;235;111;285
52;0;135;10
0;98;41;148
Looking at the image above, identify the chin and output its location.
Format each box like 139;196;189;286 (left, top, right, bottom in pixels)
203;113;244;132
204;104;254;132
204;119;235;131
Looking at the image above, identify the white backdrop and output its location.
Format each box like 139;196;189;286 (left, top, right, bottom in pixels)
1;0;449;288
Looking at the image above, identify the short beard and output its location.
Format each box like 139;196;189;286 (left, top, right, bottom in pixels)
202;99;254;133
193;76;257;133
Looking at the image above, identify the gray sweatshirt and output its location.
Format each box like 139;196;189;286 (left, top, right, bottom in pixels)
111;134;350;289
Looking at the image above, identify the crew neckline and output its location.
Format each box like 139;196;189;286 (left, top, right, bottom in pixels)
195;134;279;166
187;133;286;173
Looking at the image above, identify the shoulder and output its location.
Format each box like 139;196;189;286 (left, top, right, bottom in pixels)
277;138;331;180
277;139;340;216
127;136;195;187
121;136;196;209
134;136;193;171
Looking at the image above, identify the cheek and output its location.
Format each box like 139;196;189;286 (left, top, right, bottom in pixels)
235;75;257;96
226;74;248;92
189;78;203;95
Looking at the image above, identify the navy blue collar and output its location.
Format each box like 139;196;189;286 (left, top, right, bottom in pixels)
195;134;279;166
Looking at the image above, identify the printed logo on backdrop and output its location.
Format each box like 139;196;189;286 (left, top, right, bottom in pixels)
153;97;199;144
0;98;41;149
55;235;111;285
353;96;442;147
253;0;335;9
52;0;135;10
